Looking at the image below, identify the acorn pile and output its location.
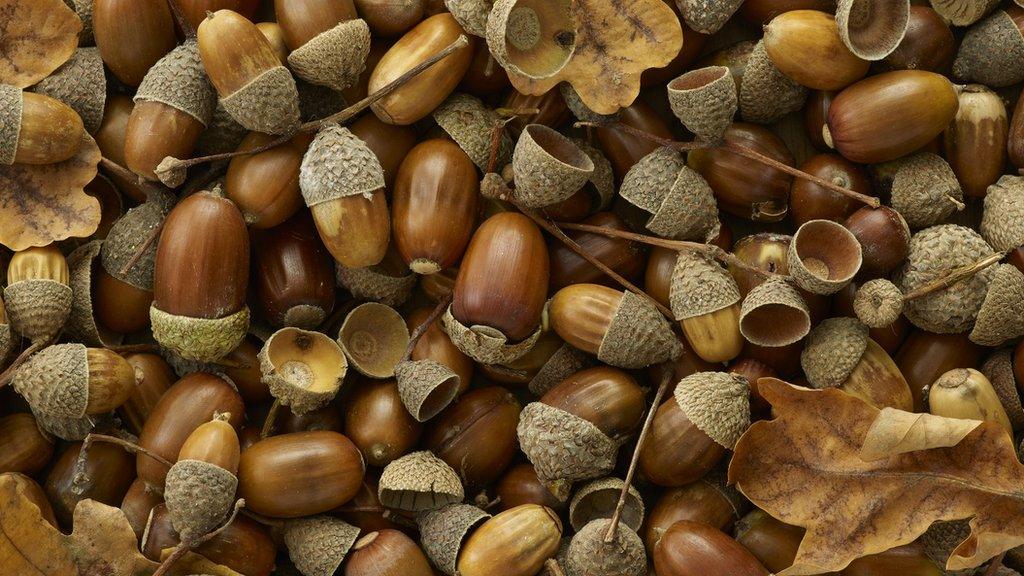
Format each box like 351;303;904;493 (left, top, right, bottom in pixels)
5;0;1024;574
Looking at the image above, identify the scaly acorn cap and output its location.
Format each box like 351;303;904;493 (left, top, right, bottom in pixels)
739;40;808;124
568;477;644;533
895;224;997;334
378;450;465;512
560;83;620;125
565;520;646;576
645;166;719;241
970;264;1024;346
258;327;347;415
33;410;95;441
953;9;1024;88
283;515;361;576
981;175;1024;252
394;359;461;422
30;47;105;133
834;0;910;61
297;79;347;122
101;191;176;290
63;0;94;44
433;93;512;171
417;504;491;576
337;302;409;379
195;102;247;155
164;459;237;543
336;263;416;308
441;306;542;365
667;66;737;143
300;123;385;207
0;84;22;165
288;20;370;92
800;317;869;389
931;0;1001;26
570;138;615;210
887;153;963;229
920;520;973;576
673;372;751;449
679;0;744;34
0;321;16;369
981;349;1024;431
619;148;686;214
11;343;89;419
853;279;904;329
738;277;811;347
444;0;492;37
3;279;73;344
527;343;591;396
512;125;595;208
219;65;301;135
516;402;618;499
669;250;741;321
134;40;215;127
66;241;122;347
597;291;683;369
150;305;251;363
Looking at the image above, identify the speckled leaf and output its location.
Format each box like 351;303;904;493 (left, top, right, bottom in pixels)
729;378;1024;575
0;0;81;88
0;473;76;576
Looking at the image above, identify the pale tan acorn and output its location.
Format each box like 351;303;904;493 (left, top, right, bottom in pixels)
378;450;465;513
283;515;361;576
11;343;136;419
258;327;348;414
418;503;491;575
669;250;742;363
164;415;240;542
0;86;85;166
4;245;73;344
30;47;106;134
929;368;1013;437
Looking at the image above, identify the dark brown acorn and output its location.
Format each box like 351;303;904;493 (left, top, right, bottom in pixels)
494;463;567;513
344;379;422;467
549;212;646;291
0;413;54;476
790;154;871;226
844;206;912;278
595;100;675;180
654;521;770;576
879;6;955;73
45;441;136;528
119;353;176;435
643;481;744;555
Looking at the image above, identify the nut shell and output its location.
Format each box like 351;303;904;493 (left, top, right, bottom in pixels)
597;291;682;369
970;264;1024;346
283;515;361;576
31;47;106;133
418;503;491;575
981;175;1024;252
258;327;348;414
150;305;251;363
394;359;461;422
378;450;465;512
288;20;370;91
517;402;617;498
953;9;1024;88
667;66;737;143
338;302;410;379
835;0;910;61
801;317;869;389
3;280;73;344
164;459;237;542
219;65;301;135
679;0;744;34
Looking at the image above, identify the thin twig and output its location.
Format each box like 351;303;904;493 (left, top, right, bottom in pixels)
165;0;196;39
99;158;171;200
903;252;1006;302
82;433;174;469
984;552;1006;576
118;221;164;277
153;499;246;576
0;339;51;389
181;162;228;197
402;293;453;362
260;398;281;439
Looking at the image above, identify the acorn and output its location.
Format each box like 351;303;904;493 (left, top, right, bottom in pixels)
547;283;682;369
197;9;301;135
944;85;1007;199
669;250;743;362
4;245;72;344
970;265;1024;346
787;219;862;295
565;519;646;576
981;349;1024;432
643;475;748;555
895;224;998;334
0;413;54;476
258;327;348;415
929;368;1013;437
790;154;868;227
338;302;410;379
569;477;644;533
252;213;336;328
548;212;646;291
433;92;513;170
619;148;719;241
406;305;473;389
349;113;420;190
854;279;904;329
223;131;310;229
299;124;390;268
639;372;750;487
282;515;361;576
494;464;567;514
378;450;464;512
345;529;434;576
119;353;176;435
886;153;963;229
667;66;736;142
738;40;808;125
164;416;239;542
120;478;162;540
738;277;811;348
275;0;369;92
142;503;277;574
195;101;248;155
896;331;984;413
879;6;955;73
64;241;121;348
764;10;868;90
732;509;805;573
93;0;176;86
30;47;105;134
844;206;912;278
953;6;1024;88
801;317;914;410
344;378;422;467
981;176;1024;253
834;0;909;61
457;504;562;576
257;20;291;64
336;256;418;308
151;191;251;363
356;0;424;37
0;87;85;165
654;521;769;576
825;70;959;164
843;542;945;576
418;504;491;576
485;0;575;81
45;440;136;528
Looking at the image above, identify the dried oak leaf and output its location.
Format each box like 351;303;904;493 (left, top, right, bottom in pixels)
0;0;81;88
0;131;101;251
729;378;1024;575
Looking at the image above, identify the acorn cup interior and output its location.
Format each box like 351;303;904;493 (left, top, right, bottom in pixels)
498;0;576;78
523;124;594;173
265;327;348;394
792;220;863;283
339;302;411;378
740;298;812;347
667;66;729;94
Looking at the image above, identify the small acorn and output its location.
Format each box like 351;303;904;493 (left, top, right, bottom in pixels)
283;515;361;576
418;503;491;576
0;87;85;166
844;205;912;278
886;153;964;229
787;219;863;295
512;124;595;209
345;529;435;576
164;415;240;542
763;10;868;91
565;519;646;576
338;302;410;379
929;368;1013;437
457;504;563;576
11;344;136;419
643;475;748;555
669;250;742;362
30;47;106;134
834;0;910;61
275;0;369;92
854;279;905;329
880;6;955;73
378;450;464;512
4;244;73;344
738;40;808;125
568;477;644;533
981;175;1024;253
738;277;811;348
667;66;737;143
953;6;1024;88
259;327;348;414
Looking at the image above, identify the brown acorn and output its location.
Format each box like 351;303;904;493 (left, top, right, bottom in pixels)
669;250;743;363
120;478;163;541
763;10;868;91
549;212;646;291
844;206;912;278
4;244;72;344
164;416;240;542
594;100;674;180
494;464;567;513
357;0;425;37
929;368;1013;437
225;131;312;229
843;543;943;576
790;154;869;226
642;477;747;555
880;6;955;73
93;0;176;86
11;344;136;419
0;88;84;166
275;0;369;92
457;504;562;576
143;504;277;576
943;85;1008;198
653;521;769;576
45;440;136;528
378;450;464;512
344;379;421;467
568;477;644;533
0;413;54;476
259;327;348;414
179;0;260;29
345;529;434;576
733;509;805;573
119;353;175;436
350;112;420;189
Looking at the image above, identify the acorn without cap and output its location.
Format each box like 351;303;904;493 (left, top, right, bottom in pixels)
4;245;73;345
457;504;562;576
738;277;811;348
669;250;742;363
11;343;136;420
929;368;1013;437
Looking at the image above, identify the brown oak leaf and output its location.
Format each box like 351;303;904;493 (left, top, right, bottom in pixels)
729;378;1024;575
0;0;81;88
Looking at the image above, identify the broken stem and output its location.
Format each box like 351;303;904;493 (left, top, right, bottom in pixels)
902;251;1006;302
82;433;174;469
402;293;453;362
100;157;171;200
153;499;246;576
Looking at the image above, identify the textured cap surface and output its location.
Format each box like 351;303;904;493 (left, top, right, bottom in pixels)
570;138;615;209
853;279;904;329
33;410;95;441
336;264;416;307
283;515;360;576
561;83;620;125
417;504;490;575
667;66;737;143
953;10;1024;88
0;83;22;165
739;40;808;124
512;125;594;208
3;280;72;344
565;520;646;576
164;459;237;542
31;47;105;133
568;477;644;532
931;0;1000;26
433;93;512;171
738;277;811;347
673;371;750;449
395;359;461;422
619;148;685;214
970;264;1024;346
288;20;370;91
258;327;347;415
378;450;465;512
646;166;719;241
150;305;250;363
517;402;617;494
300;124;385;207
101;192;175;289
66;241;122;347
442;307;541;365
11;343;88;419
528;343;591;396
195;102;247;155
679;0;744;34
888;153;963;229
445;0;491;36
800;317;869;389
598;291;682;369
220;65;301;135
135;40;215;126
981;175;1024;252
981;349;1024;431
670;250;740;320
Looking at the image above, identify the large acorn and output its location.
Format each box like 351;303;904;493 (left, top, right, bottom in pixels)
11;344;136;420
654;521;769;576
225;132;312;229
457;504;562;576
0;87;84;166
669;250;743;363
164;415;240;542
4;245;72;345
275;0;370;91
93;0;176;87
763;10;868;91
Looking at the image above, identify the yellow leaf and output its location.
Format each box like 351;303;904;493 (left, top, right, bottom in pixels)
0;473;76;576
0;0;81;88
859;408;982;461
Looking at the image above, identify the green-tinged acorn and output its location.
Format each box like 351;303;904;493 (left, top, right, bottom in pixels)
739;40;808;124
433;92;512;171
418;503;491;575
258;327;348;415
338;302;410;379
853;279;904;329
981;175;1024;252
669;250;742;362
886;153;964;229
970;264;1024;346
512;124;595;208
667;66;737;143
568;477;644;533
30;47;105;134
565;519;646;576
378;450;465;512
4;245;73;344
11;344;136;419
952;7;1024;88
164;416;239;542
283;515;361;576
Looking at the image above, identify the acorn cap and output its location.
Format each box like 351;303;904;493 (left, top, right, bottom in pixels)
800;317;869;389
853;279;904;329
418;504;491;575
337;302;409;379
920;520;972;574
568;477;644;533
219;65;301;135
336;263;416;308
788;219;863;295
931;0;1001;26
597;291;683;369
378;450;465;512
565;519;646;576
670;250;741;320
569;138;615;209
981;349;1024;431
258;327;347;415
560;83;620;125
0;321;16;369
679;0;743;34
667;66;737;143
527;343;591;396
619;148;686;214
485;0;576;80
512;124;595;208
63;0;93;44
300;124;385;207
517;402;618;499
195;102;247;155
101;192;175;290
164;459;237;542
33;410;95;441
442;307;542;365
981;175;1024;252
835;0;909;61
134;40;215;127
738;277;811;347
895;224;997;334
3;280;73;344
11;343;89;420
0;84;22;165
394;359;461;422
433;93;512;171
283;515;361;576
645;166;719;241
297;79;348;123
888;153;963;229
282;304;328;330
673;371;750;449
66;241;123;347
953;9;1024;88
739;40;808;124
288;20;370;92
150;305;251;363
31;47;105;133
970;264;1024;346
445;0;491;37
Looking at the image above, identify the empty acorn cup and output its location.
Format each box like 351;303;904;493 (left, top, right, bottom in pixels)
419;504;492;576
4;245;73;345
787;219;863;295
288;19;371;92
568;477;644;533
667;66;736;143
835;0;910;61
738;277;811;348
378;450;465;513
394;359;461;422
485;0;576;80
283;515;361;576
338;302;410;379
970;264;1024;346
258;327;348;414
512;124;595;208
